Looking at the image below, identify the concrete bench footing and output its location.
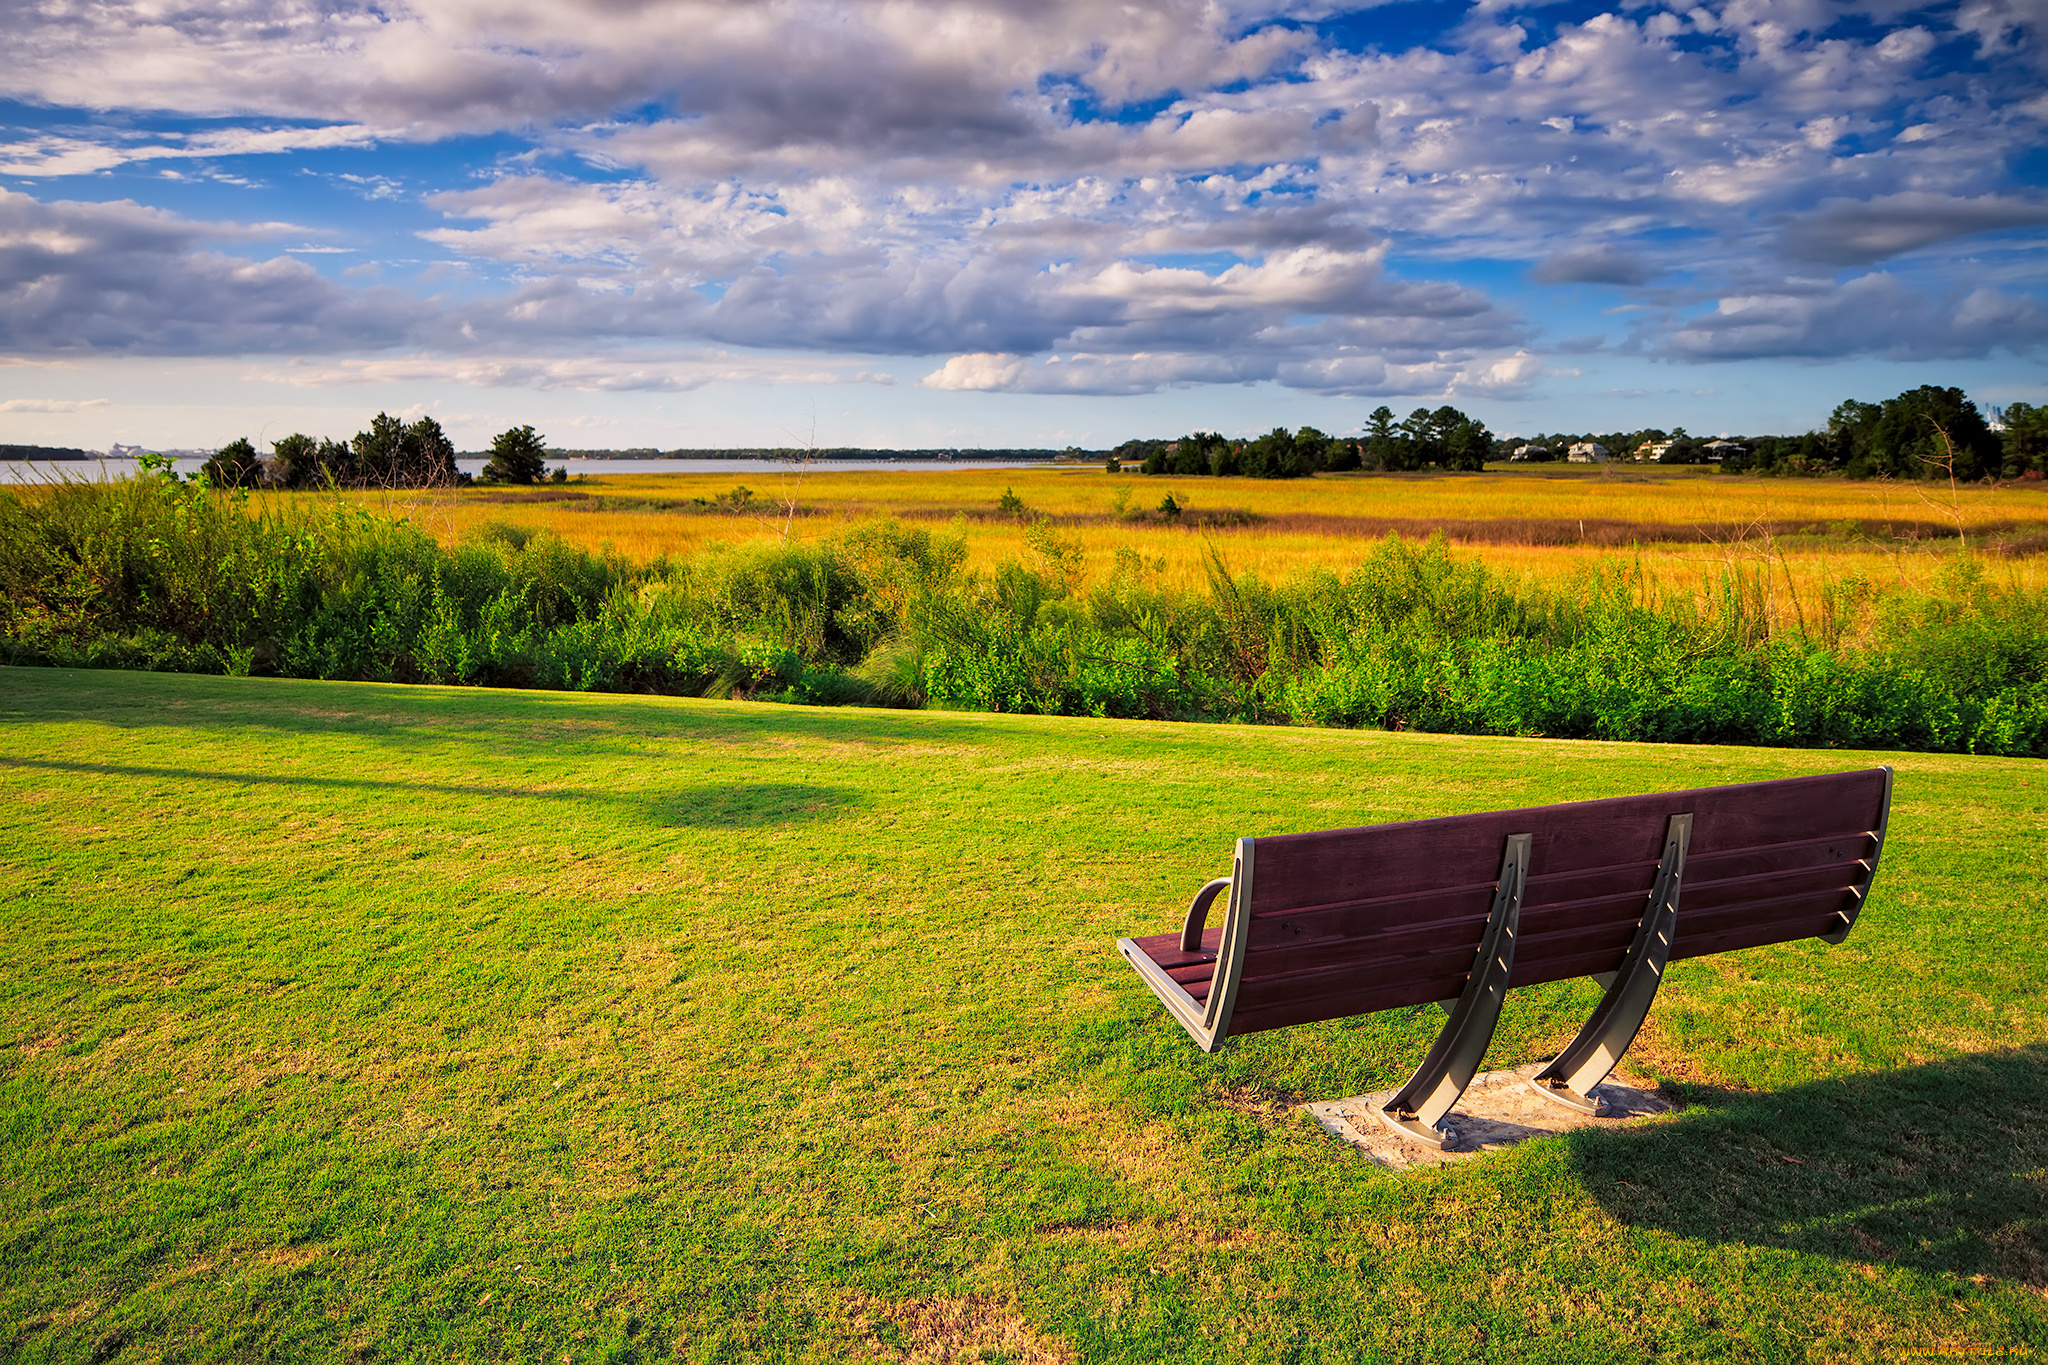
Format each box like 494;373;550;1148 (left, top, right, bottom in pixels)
1304;1061;1673;1170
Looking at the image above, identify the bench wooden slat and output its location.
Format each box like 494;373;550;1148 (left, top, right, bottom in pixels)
1239;911;1493;983
1243;771;1886;917
1514;919;1641;969
1519;888;1677;937
1519;859;1665;906
1125;928;1219;970
1681;832;1878;882
1247;879;1503;945
1229;941;1487;1023
1227;970;1474;1036
1511;947;1643;988
1673;912;1852;962
1679;861;1868;912
1673;892;1859;956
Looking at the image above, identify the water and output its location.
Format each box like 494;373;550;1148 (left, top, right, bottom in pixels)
0;456;1058;485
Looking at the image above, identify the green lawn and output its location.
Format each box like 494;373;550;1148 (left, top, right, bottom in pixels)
1;666;2043;1363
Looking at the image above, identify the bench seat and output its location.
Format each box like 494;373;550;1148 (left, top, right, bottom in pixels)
1117;768;1891;1146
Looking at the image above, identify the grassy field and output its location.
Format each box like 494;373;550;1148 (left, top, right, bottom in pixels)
2;666;2044;1362
320;464;2048;606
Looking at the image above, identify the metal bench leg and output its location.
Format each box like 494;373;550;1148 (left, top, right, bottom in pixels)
1377;833;1531;1149
1529;813;1691;1116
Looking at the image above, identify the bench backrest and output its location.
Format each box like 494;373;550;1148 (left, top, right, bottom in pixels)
1217;768;1891;1040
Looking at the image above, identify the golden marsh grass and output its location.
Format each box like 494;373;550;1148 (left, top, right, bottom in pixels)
317;464;2048;603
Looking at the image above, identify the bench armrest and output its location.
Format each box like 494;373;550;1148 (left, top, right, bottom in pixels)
1180;877;1233;952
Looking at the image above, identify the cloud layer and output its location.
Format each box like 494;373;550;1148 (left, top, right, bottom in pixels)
0;189;417;354
2;0;2044;400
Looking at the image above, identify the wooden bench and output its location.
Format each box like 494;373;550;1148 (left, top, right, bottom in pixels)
1117;769;1892;1147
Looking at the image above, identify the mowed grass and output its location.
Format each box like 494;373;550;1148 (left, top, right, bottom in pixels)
2;666;2044;1362
314;464;2048;609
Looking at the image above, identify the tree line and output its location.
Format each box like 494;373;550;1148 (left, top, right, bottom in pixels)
1106;386;2042;482
1741;388;2042;481
170;383;2042;491
1113;405;1495;478
1512;386;2040;480
197;417;558;489
0;445;96;462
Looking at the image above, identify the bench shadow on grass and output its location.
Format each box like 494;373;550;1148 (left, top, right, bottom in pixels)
1569;1043;2048;1286
0;756;861;829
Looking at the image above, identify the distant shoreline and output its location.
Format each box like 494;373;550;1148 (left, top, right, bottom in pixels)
3;447;1088;462
500;450;1085;462
1;446;100;461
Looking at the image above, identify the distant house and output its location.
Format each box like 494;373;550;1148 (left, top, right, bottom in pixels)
1567;442;1609;463
1638;439;1675;460
1702;439;1746;461
1511;444;1552;460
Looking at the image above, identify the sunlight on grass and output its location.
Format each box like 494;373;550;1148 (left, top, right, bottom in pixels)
2;668;2043;1360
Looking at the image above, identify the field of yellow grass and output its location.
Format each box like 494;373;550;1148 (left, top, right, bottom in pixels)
316;463;2048;604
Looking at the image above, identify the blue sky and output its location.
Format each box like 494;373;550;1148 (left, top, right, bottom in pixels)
2;0;2044;451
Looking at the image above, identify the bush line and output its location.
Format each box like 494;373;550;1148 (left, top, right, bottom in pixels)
3;473;2043;756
